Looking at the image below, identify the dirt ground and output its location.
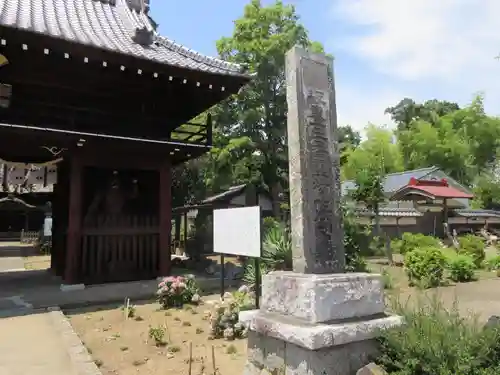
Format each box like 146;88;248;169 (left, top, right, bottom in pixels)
69;301;247;375
23;254;51;270
367;257;500;321
67;260;500;375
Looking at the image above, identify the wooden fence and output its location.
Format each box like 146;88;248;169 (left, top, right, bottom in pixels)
79;215;160;284
20;230;41;244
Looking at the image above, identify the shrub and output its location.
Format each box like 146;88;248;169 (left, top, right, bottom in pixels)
262;216;281;233
447;254;476;282
208;301;247;340
458;234;486;268
156;275;200;309
376;297;500;375
243;209;370;286
261;224;292;271
404;247;446;288
390;239;402;254
484;255;500;271
399;233;440;254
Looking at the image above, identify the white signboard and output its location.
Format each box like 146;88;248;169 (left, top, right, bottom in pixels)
43;217;53;237
213;206;261;257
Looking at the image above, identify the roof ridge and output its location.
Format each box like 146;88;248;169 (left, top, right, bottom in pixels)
383;165;438;177
154;35;247;75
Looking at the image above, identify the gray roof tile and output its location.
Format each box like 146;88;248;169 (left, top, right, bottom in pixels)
0;0;248;77
356;207;423;217
342;166;439;196
454;209;500;218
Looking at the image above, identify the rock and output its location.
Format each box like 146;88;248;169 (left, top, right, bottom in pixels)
238;284;250;293
356;363;388;375
485;315;500;329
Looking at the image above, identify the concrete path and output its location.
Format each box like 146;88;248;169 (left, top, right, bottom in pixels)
0;311;80;375
0;243;25;272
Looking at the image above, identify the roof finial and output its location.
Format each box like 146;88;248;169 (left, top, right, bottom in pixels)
127;0;147;12
133;27;155;46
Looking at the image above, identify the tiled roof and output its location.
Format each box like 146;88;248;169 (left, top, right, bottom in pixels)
202;185;247;204
391;180;473;200
342;166;439;196
453;209;500;218
0;0;248;77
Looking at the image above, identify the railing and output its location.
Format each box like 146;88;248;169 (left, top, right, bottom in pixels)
79;215;160;284
20;229;41;244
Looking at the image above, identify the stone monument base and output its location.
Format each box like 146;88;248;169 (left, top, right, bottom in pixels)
239;272;402;375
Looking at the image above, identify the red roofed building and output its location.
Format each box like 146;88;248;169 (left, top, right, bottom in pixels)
343;167;500;239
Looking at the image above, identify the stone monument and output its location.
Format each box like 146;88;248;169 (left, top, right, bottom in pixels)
239;46;402;375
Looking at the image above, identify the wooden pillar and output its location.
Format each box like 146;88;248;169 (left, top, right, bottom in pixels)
159;160;172;276
50;183;58;273
183;212;188;254
64;157;83;284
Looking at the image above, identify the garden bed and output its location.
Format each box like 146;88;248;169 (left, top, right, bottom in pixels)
68;300;248;375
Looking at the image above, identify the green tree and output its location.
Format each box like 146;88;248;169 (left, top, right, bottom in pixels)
385;98;460;168
350;160;392;263
213;0;327;214
338;125;361;166
395;95;500;186
342;124;403;180
471;171;500;209
397;118;474;185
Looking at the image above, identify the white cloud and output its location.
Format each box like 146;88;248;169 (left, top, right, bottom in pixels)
335;85;399;134
332;0;500;83
327;0;500;134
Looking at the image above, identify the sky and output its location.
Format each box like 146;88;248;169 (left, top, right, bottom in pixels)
150;0;500;133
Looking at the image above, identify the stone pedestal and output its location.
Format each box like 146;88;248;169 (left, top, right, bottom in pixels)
240;272;402;375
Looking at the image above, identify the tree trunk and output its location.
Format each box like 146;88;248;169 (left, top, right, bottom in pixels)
385;234;393;265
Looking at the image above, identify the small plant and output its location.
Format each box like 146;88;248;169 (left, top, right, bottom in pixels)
458;234;486;268
231;289;255;311
381;268;394;290
156;275;201;309
148;326;166;347
447;254;476;282
168;345;181;353
196;327;204;334
132;359;147;366
404;246;446;288
120;303;136;318
226;344;238;354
